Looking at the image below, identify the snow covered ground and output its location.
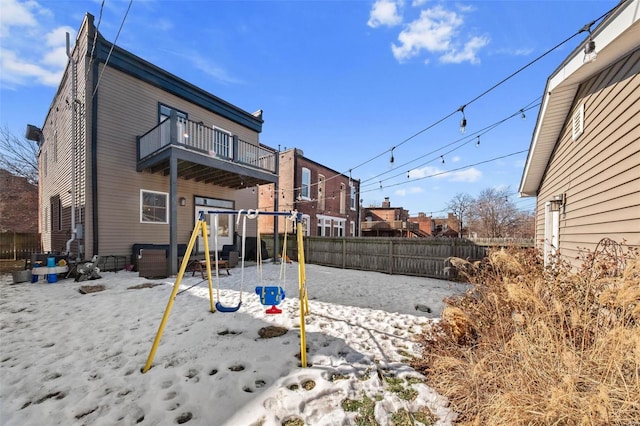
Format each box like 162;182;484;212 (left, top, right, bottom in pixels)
0;261;468;425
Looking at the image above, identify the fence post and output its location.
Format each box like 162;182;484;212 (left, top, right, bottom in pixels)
388;240;393;275
342;239;346;269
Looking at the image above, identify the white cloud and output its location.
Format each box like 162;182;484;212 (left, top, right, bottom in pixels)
395;186;423;197
440;35;489;64
449;167;481;182
452;155;461;163
410;165;444;179
0;0;38;37
387;4;488;64
368;0;403;28
409;165;481;182
0;1;69;88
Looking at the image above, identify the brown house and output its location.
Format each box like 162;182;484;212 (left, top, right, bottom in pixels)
258;148;360;237
0;169;38;233
519;0;640;267
361;197;421;237
26;13;278;274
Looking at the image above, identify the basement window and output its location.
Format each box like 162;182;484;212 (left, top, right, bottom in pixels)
572;103;584;141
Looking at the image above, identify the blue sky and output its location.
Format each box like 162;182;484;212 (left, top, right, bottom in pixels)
0;0;617;216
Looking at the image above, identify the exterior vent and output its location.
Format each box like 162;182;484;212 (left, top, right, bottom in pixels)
572;103;584;141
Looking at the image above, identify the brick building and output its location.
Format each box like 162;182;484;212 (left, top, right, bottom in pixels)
258;148;360;237
0;169;38;233
361;197;422;237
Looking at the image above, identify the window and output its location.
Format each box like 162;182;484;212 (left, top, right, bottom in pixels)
350;185;356;210
159;104;188;144
318;175;325;210
141;190;168;224
194;197;234;251
334;219;345;237
212;127;231;158
50;196;61;231
340;183;346;214
350;220;356;237
572;103;584;141
301;167;311;199
302;214;311;236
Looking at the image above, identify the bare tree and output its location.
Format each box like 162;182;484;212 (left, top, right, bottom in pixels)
446;192;474;237
470;187;519;238
0;126;39;185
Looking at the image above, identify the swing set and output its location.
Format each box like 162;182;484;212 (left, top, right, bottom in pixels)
141;209;310;374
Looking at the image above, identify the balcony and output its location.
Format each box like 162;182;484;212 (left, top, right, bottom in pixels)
136;112;277;188
361;220;420;237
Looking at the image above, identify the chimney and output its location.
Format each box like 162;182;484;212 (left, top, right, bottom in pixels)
382;197;391;208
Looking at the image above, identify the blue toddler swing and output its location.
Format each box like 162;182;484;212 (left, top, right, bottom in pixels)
255;212;295;314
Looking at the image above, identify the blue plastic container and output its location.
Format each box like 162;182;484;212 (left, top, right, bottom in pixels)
32;264;39;283
47;257;55;267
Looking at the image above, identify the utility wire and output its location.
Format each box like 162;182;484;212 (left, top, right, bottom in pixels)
360;100;541;189
91;0;134;99
275;2;622;199
360;150;528;194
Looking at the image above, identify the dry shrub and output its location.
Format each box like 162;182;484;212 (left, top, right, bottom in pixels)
413;242;640;425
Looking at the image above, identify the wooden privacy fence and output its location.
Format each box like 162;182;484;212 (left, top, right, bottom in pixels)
0;232;42;261
263;236;490;280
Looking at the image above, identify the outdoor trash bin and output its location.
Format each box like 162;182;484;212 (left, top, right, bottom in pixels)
12;270;32;284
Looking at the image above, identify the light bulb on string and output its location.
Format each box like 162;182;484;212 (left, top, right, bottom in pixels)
458;105;467;134
389;147;395;169
520;109;526;120
407;171;410;179
476;136;480;147
441;155;445;164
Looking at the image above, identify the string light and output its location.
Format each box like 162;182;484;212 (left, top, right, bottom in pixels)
441;155;445;164
407;171;410;179
520;109;526;120
476;136;480;147
458;105;467;134
581;21;598;63
389;147;395;167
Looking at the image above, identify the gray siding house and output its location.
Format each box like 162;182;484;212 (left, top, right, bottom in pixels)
519;0;639;267
27;13;278;274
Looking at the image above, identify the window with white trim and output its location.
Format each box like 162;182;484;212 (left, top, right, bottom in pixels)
318;175;325;210
334;219;345;237
572;103;584;141
350;220;355;236
340;183;346;214
301;167;311;199
350;185;356;210
141;190;168;224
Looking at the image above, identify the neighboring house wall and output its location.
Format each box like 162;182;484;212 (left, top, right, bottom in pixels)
535;48;640;262
0;169;39;233
410;213;434;236
259;148;360;237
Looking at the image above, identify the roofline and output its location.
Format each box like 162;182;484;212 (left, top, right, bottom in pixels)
90;15;263;133
518;0;639;197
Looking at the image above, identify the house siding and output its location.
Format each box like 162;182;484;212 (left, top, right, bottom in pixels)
93;65;262;256
535;48;640;265
36;13;271;265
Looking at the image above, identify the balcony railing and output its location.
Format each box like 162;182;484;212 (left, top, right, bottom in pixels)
137;112;276;173
361;220;418;231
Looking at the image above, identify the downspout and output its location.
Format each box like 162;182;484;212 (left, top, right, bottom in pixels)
273;147;280;263
65;32;77;257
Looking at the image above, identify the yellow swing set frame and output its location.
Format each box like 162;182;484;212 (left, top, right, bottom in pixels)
141;210;310;373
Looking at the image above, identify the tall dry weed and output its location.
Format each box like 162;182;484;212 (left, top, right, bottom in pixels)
413;242;640;425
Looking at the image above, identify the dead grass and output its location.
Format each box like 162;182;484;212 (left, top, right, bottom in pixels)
412;242;640;425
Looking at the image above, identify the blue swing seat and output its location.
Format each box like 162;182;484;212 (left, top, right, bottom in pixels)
215;301;242;313
256;286;285;306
